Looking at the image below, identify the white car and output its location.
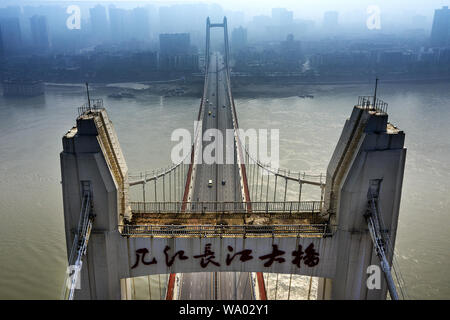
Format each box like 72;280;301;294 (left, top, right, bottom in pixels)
208;180;213;188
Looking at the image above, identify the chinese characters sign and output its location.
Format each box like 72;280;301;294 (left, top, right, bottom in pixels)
130;243;319;270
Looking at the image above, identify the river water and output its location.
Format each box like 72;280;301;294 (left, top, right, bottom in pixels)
0;81;449;299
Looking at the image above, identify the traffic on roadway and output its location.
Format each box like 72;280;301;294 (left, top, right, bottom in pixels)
178;52;253;300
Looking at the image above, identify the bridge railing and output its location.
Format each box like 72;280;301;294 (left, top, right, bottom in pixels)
121;223;328;237
357;96;388;114
77;99;104;116
130;201;323;214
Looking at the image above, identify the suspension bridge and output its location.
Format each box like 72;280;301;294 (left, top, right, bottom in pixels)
60;17;407;300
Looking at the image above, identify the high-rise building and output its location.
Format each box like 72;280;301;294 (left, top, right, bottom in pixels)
323;11;339;30
272;8;293;26
0;25;3;57
109;5;127;43
281;34;302;64
430;6;450;47
130;7;150;41
0;6;21;19
159;54;199;71
159;33;190;55
159;33;198;71
0;17;22;55
226;10;245;30
30;15;50;50
247;15;271;42
90;5;109;41
232;26;247;52
146;4;159;40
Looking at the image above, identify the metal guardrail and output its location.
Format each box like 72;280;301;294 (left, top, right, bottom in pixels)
77;99;104;116
121;223;328;237
62;191;94;300
237;134;325;187
130;201;323;214
357;96;388;114
246;159;325;187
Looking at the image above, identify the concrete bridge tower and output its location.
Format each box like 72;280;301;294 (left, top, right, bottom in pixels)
318;102;406;299
60;105;132;299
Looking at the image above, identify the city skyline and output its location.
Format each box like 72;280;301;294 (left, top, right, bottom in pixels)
1;0;449;23
1;1;449;82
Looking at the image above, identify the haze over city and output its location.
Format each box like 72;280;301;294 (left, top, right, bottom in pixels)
1;0;450;84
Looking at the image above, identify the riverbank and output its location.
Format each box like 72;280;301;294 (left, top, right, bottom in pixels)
230;75;450;98
43;74;450;100
45;80;204;98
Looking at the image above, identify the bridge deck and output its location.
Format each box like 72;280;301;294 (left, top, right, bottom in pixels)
122;223;327;238
129;212;323;226
124;200;327;237
123;206;327;238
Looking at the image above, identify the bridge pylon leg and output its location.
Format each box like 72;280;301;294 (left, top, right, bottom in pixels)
61;110;131;300
321;106;406;299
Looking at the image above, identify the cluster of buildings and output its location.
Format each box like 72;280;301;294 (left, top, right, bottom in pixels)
158;33;198;71
1;4;450;83
0;6;51;56
1;79;44;97
231;6;450;79
430;6;450;47
0;4;204;73
232;33;303;74
305;6;450;79
309;47;450;79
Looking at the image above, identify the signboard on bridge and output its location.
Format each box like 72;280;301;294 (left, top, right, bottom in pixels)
122;237;337;279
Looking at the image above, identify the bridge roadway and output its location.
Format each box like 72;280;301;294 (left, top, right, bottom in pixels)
179;53;253;300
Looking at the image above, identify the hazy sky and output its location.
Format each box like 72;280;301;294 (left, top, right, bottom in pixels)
3;0;450;20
